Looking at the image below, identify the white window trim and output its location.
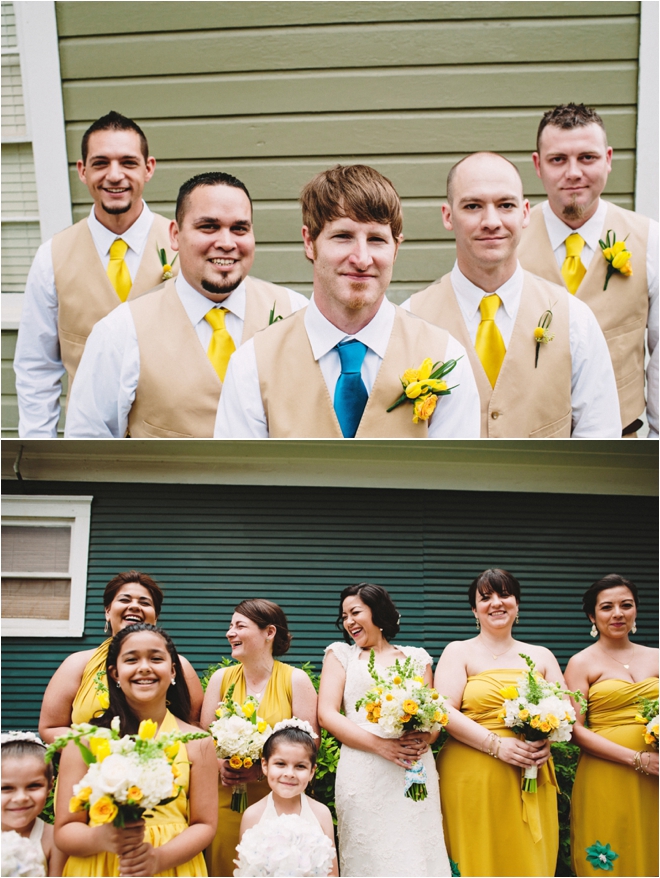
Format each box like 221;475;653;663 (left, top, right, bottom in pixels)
2;494;93;637
635;0;659;221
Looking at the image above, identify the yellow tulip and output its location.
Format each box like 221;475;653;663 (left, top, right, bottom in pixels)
611;240;627;255
164;741;180;760
98;692;110;710
634;714;647;724
89;796;118;825
499;686;519;700
602;247;613;260
418;358;433;380
405;381;425;399
89;737;112;763
257;721;268;734
612;250;632;270
138;719;158;740
242;702;256;718
414;676;424;684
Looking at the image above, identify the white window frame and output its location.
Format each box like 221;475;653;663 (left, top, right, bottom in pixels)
1;494;93;637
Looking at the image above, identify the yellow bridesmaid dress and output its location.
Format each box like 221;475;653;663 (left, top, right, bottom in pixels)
207;661;293;877
71;639;111;724
571;677;658;877
437;670;559;877
63;710;207;877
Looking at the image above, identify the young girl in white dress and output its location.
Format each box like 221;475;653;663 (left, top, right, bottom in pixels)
1;732;67;877
237;720;338;877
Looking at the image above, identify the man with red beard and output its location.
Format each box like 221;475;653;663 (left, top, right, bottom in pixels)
215;164;479;438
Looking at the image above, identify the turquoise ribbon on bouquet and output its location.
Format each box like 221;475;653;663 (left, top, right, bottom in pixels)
403;758;427;793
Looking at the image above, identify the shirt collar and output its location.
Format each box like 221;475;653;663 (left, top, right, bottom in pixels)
450;261;523;321
304;294;395;361
87;200;154;256
542;198;608;252
175;272;246;327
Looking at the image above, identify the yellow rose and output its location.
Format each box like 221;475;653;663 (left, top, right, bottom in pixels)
540;721;551;733
243;757;253;769
164;741;180;760
365;702;375;713
257;721;268;734
229;756;243;769
518;709;530;721
401;714;411;723
242;702;256;718
69;796;87;813
546;714;560;729
77;786;92;803
434;711;449;725
402;368;420;386
499;686;519;700
645;732;656;745
530;716;541;729
127;786;143;802
98;692;110;710
618;259;633;277
612;250;632;270
412;394;438;423
372;706;382;719
138;719;158;740
89;795;118;825
392;676;402;686
402;700;419;715
89;737;111;763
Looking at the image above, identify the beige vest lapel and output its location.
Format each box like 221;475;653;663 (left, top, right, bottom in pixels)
52;212;177;397
253;306;450;438
410;273;571;437
518;201;649;426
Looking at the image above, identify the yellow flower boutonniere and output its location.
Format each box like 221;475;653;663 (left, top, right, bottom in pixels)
599;230;632;290
93;669;110;711
157;244;178;281
387;356;460;423
534;308;555;368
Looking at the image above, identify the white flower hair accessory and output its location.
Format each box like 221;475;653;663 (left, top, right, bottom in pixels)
0;730;45;747
272;718;318;739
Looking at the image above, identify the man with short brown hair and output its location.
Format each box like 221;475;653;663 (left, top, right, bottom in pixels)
215;164;479;438
518;103;658;438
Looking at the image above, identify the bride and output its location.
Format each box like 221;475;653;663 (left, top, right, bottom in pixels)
318;583;451;878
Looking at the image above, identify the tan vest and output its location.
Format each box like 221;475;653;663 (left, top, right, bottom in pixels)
128;276;293;438
409;272;572;437
51;212;176;397
253;306;450;438
518;201;649;427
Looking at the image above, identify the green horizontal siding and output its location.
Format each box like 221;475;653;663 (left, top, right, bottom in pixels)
2;479;657;731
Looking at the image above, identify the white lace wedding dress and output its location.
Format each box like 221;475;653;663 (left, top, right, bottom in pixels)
325;642;451;878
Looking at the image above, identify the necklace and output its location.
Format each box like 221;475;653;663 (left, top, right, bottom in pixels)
478;636;515;659
600;643;635;669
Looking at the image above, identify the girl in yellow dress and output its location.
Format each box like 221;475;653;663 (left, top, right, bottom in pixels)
54;623;217;877
200;599;318;877
435;569;566;877
39;571;204;743
565;574;658;877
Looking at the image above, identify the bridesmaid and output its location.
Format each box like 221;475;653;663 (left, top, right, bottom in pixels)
39;571;204;742
565;574;658;877
200;599;318;877
435;569;565;877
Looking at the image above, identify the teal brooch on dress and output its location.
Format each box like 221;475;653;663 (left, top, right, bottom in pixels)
585;842;619;871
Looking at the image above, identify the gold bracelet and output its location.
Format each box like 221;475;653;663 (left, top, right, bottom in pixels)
633;751;650;775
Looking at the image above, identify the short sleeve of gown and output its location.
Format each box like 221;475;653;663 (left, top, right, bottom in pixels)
398;645;434;673
324;641;353;670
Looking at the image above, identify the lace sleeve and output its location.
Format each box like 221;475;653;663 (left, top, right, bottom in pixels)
324;641;352;670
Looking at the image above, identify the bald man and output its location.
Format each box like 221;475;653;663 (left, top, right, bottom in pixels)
403;151;620;437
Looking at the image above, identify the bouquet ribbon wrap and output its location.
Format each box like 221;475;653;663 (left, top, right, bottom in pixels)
403;759;428;795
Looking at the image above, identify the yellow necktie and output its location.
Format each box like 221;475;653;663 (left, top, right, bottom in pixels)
107;238;132;302
475;294;506;388
205;308;236;382
561;233;586;294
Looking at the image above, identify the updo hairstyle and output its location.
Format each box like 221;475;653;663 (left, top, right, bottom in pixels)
103;570;164;616
582;574;639;620
336;582;401;643
234;599;292;656
0;738;53;784
262;726;318;765
468;568;521;609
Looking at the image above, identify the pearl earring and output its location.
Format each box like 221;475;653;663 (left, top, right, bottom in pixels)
590;624;598;638
171;678;176;686
116;681;121;688
631;622;637;634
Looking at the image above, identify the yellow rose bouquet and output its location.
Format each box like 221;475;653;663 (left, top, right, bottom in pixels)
387;357;460;424
355;650;449;801
208;683;273;812
498;654;586;792
44;718;208;827
599;229;633;290
634;697;659;750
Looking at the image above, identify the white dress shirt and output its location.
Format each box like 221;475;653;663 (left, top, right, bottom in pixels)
14;203;156;438
541;199;659;437
64;272;308;438
401;262;622;438
214;295;480;438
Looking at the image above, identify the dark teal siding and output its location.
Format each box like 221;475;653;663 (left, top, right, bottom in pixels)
2;479;657;730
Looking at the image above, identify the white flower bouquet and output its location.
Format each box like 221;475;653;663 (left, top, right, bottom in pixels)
635;697;659;750
233;813;335;877
498;654;586;792
354;650;449;801
209;683;273;812
44;717;208;826
1;830;46;877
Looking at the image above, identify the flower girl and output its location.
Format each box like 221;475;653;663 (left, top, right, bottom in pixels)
234;720;337;877
1;731;67;877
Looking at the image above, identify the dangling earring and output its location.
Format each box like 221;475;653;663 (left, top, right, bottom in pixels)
171;678;176;686
475;618;480;630
631;621;637;634
104;619;109;634
590;624;598;638
515;613;520;625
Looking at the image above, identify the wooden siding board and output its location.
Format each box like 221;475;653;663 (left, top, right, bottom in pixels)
54;2;641;37
1;479;656;731
58;18;640;80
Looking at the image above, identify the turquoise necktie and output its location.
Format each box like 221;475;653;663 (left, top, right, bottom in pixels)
334;339;368;438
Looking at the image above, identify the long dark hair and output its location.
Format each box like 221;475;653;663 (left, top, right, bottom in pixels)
96;624;191;735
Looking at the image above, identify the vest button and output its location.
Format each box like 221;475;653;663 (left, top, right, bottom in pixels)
491;411;499;419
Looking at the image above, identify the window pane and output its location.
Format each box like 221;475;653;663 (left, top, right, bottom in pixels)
1;525;71;572
1;577;71;619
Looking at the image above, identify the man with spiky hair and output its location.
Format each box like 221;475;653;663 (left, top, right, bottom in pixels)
518;103;658;438
14;111;178;437
65;172;307;438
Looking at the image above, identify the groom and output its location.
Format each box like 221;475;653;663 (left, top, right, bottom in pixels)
214;164;479;438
